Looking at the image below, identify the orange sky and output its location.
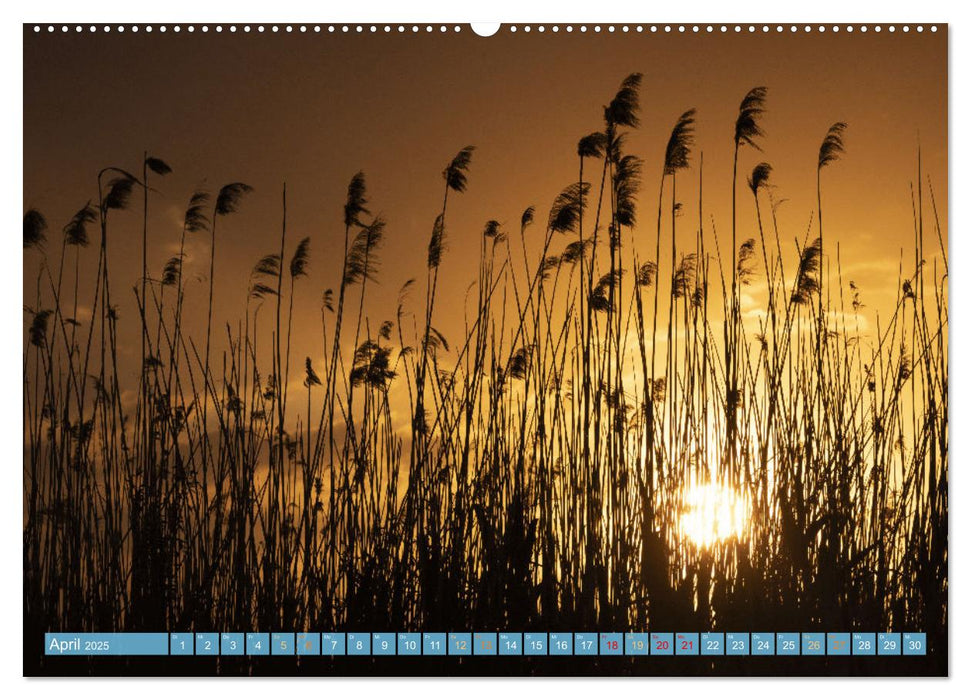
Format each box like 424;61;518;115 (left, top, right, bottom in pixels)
23;26;947;391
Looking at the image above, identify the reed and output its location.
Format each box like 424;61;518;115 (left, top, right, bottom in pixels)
23;76;947;663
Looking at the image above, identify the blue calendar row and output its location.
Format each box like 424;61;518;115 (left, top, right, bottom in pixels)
45;632;926;657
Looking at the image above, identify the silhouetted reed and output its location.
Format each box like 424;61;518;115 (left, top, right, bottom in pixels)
23;76;947;668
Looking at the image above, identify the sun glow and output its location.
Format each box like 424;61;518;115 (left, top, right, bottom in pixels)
678;482;752;548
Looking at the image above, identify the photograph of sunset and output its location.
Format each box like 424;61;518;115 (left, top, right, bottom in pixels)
22;23;947;677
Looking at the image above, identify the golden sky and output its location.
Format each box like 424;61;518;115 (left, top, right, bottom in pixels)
24;26;947;388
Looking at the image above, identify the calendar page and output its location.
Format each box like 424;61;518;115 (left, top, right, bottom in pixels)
22;20;947;678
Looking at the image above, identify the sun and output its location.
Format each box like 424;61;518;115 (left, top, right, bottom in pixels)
678;481;752;547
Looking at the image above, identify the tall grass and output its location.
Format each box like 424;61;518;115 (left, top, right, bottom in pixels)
23;76;947;652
